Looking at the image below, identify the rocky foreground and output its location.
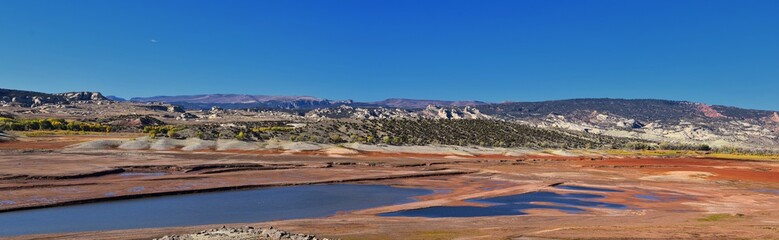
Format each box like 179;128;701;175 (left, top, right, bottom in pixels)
0;131;15;142
154;226;332;240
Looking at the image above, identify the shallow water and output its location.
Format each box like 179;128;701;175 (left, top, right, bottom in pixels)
119;172;166;177
755;189;779;195
0;184;431;236
635;194;661;201
554;185;623;192
381;191;626;218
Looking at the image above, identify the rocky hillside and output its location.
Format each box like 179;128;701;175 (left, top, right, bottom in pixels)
0;88;110;107
305;105;490;120
145;118;634;149
301;99;779;149
1;88;68;107
365;98;487;109
478;99;779;149
3;88;778;149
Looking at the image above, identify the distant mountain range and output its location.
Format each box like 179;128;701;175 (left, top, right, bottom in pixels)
128;94;351;110
3;89;490;110
479;98;778;122
126;94;486;110
3;88;777;116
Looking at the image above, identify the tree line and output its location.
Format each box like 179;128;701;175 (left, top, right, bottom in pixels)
0;118;111;132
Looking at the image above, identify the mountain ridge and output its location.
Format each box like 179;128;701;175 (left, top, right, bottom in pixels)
2;87;779;149
3;88;777;114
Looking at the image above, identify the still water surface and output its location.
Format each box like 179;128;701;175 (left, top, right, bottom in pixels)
0;184;431;236
381;190;627;217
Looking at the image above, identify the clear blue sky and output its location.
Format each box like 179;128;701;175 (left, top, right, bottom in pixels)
1;0;777;110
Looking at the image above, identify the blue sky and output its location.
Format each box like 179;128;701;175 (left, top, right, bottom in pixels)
1;0;777;110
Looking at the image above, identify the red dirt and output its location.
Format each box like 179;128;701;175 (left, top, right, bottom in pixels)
2;136;779;239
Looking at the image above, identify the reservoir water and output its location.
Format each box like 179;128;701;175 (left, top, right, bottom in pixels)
381;191;627;218
0;184;432;237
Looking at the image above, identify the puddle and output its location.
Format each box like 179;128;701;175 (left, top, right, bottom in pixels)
632;190;696;203
129;186;145;192
0;200;15;206
119;172;166;177
755;189;779;195
0;184;432;236
382;191;626;218
554;185;623;192
432;189;453;194
635;194;660;201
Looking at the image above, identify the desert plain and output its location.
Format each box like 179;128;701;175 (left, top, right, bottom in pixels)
0;134;778;240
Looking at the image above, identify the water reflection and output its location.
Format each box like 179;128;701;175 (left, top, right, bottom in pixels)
382;191;626;218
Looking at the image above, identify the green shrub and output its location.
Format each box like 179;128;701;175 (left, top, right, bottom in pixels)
0;118;110;132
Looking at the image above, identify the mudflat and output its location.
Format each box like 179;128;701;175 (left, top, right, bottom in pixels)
1;135;779;239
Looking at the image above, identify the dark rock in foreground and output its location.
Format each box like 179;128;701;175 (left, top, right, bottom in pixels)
0;131;15;142
154;226;332;240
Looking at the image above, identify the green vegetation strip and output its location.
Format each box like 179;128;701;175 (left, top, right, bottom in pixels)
0;118;111;133
697;213;740;222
